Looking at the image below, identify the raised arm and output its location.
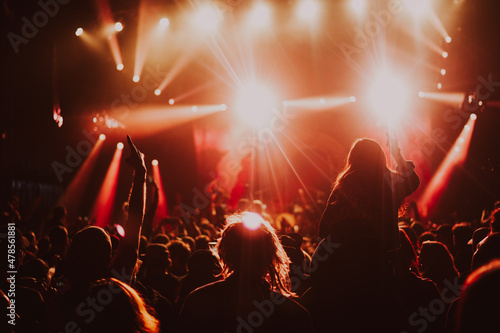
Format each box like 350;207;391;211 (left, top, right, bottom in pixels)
110;135;146;283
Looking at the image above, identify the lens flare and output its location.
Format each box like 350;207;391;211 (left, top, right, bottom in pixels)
242;212;264;231
367;70;411;128
235;81;278;127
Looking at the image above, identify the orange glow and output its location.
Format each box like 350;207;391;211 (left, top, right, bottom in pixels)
248;2;272;29
418;116;476;217
191;4;221;32
58;135;105;221
242;212;264;231
297;0;320;22
283;96;354;110
90;144;123;227
95;0;123;72
159;18;169;28
122;104;227;136
152;160;168;227
367;70;412;129
234;80;279;127
417;91;465;108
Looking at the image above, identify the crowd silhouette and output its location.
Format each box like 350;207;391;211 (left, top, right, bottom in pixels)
2;135;500;333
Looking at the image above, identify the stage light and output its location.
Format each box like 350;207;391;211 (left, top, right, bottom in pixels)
99;134;106;140
133;75;140;82
437;83;442;89
220;104;227;111
192;106;198;112
418;91;424;98
248;2;271;29
442;51;449;58
152;159;158;166
242;212;264;231
367;70;410;128
470;113;477;120
458;137;465;143
234;81;279;127
454;146;460;152
464;124;470;131
117;63;124;71
75;28;83;36
192;4;221;32
349;96;357;103
297;0;319;21
350;0;365;15
159;18;170;28
441;69;447;75
117;142;124;149
169;98;175;105
445;36;452;43
116;224;125;237
319;98;325;105
114;22;123;32
154;89;161;96
93;117;98;123
405;0;431;18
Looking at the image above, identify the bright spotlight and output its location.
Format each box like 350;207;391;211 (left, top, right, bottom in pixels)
458;137;465;143
75;28;83;36
93;117;98;123
418;91;424;98
350;0;365;15
154;89;161;96
445;36;452;43
159;18;170;28
114;22;123;32
192;4;221;32
319;98;325;105
169;98;175;105
470;113;477;120
454;146;460;152
99;134;106;140
406;0;431;17
220;104;227;111
442;51;449;58
242;212;264;231
297;0;320;21
437;82;442;89
235;81;279;127
440;69;447;75
192;106;198;112
152;159;159;166
349;96;357;103
117;142;124;149
133;75;140;82
249;2;271;29
367;71;411;127
464;124;470;131
117;63;124;71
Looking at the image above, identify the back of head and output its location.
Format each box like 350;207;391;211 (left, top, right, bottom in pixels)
151;233;170;245
66;226;112;287
144;243;170;271
48;225;68;249
490;208;500;233
472;232;500;271
218;212;291;295
167;240;191;264
347;138;387;175
456;260;500;333
453;222;474;250
471;227;490;252
187;250;220;275
397;229;418;272
195;234;211;251
419;241;458;280
418;231;436;250
82;278;159;333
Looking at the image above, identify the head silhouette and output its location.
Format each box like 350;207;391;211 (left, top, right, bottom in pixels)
66;226;112;287
217;212;291;295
